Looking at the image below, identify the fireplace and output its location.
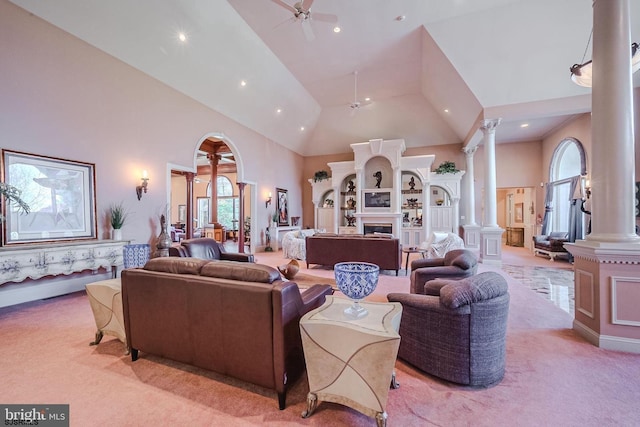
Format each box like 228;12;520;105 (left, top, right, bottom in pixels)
364;223;393;235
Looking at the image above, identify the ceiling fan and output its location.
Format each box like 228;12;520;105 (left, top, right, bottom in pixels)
349;71;371;115
270;0;338;41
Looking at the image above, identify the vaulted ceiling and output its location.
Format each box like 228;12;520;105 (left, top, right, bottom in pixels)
10;0;640;156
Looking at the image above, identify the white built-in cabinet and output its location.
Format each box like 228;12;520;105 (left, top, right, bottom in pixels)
309;139;464;245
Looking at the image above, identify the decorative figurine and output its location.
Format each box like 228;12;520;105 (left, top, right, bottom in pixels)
347;180;356;192
409;177;416;190
373;171;382;188
346;197;356;209
345;214;356;226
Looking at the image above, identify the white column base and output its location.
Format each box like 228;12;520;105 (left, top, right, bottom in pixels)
462;224;481;249
480;226;504;265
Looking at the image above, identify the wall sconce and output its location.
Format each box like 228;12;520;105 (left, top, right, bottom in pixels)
585;179;591;199
265;192;272;208
136;170;149;200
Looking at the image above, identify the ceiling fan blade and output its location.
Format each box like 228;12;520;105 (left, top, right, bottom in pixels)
312;12;338;23
301;20;315;41
301;0;315;10
270;0;297;14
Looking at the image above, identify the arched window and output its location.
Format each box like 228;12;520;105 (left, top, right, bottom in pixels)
216;175;238;231
547;137;587;234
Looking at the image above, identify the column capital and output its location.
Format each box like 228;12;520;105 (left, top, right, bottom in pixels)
462;145;478;156
480;118;502;133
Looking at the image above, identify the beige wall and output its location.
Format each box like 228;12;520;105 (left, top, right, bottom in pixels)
1;1;302;245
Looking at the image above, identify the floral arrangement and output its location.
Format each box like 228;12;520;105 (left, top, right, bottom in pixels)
434;161;459;174
313;170;330;182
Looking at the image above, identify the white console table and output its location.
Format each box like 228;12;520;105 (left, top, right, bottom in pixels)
0;240;128;308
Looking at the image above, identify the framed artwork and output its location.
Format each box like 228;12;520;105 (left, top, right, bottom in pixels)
276;187;289;226
178;204;186;223
1;150;97;245
515;202;524;223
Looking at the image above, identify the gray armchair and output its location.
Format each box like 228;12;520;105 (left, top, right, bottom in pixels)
387;271;509;387
410;249;477;294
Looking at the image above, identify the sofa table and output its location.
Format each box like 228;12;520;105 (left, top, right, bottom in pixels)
300;296;402;427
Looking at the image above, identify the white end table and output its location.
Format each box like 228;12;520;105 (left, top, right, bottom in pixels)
300;295;402;427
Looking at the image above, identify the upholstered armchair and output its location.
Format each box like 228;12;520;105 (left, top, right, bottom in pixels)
410;249;477;295
282;229;317;260
169;237;254;263
387;271;510;387
419;232;465;259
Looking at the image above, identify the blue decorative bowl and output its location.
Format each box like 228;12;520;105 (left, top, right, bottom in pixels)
334;262;380;318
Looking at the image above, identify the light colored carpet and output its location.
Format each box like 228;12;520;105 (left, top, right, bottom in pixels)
1;249;639;426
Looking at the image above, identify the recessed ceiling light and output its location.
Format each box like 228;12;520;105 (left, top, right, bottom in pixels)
444;109;450;113
300;126;305;131
240;80;247;87
395;15;406;22
276;108;282;114
178;32;187;42
364;97;371;102
333;26;341;33
520;123;529;128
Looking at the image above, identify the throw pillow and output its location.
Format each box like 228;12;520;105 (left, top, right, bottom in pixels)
439;272;508;308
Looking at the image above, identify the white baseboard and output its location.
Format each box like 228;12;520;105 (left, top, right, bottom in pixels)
573;319;640;354
0;272;111;308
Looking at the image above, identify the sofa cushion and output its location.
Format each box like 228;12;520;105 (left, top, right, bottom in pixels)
439;272;509;308
144;257;209;275
200;260;281;283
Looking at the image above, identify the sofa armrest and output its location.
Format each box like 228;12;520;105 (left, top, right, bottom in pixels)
299;284;334;313
387;292;469;316
411;257;445;270
220;252;255;263
533;235;549;244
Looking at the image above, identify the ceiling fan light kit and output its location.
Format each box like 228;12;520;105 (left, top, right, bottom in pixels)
270;0;338;41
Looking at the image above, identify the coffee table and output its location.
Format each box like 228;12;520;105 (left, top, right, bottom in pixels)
300;295;402;427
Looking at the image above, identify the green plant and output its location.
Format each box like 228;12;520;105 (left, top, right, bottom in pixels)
434;161;459;174
0;182;30;222
109;202;129;229
313;170;330;182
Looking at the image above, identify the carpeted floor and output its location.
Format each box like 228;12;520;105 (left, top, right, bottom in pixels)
1;247;639;426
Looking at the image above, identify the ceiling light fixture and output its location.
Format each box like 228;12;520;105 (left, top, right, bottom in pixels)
178;32;187;42
333;26;341;33
520;123;529;128
240;80;247;87
570;29;640;87
276;108;282;114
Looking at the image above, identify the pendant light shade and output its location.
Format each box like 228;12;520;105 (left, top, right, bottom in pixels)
570;42;640;87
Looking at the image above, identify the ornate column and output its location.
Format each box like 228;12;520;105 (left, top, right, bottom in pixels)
479;119;504;264
185;172;195;239
237;182;246;253
462;145;480;249
566;0;640;353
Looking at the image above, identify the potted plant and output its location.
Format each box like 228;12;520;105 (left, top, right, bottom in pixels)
108;202;129;240
434;161;460;174
0;182;30;222
313;170;330;182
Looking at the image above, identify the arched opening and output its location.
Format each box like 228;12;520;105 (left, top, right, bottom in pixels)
170;135;253;253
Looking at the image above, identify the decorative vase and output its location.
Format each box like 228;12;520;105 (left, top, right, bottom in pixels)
156;214;172;257
278;259;300;280
112;228;122;241
334;262;380;319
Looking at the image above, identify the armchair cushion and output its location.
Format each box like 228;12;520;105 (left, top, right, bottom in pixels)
438;274;509;309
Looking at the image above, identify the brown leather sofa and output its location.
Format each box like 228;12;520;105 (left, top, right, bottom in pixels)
121;257;332;409
305;234;402;275
169;237;254;263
